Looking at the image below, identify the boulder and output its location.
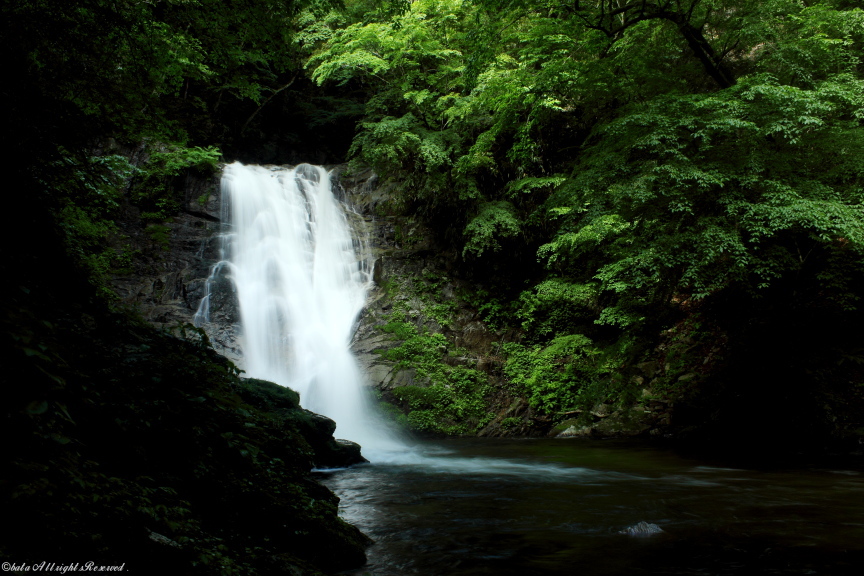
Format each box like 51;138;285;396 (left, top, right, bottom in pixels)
619;521;664;537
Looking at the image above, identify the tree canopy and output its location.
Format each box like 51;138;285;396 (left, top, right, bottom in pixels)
2;0;862;442
308;0;864;311
306;0;864;427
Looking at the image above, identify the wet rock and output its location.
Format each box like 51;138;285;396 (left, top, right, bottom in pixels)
619;521;664;537
148;530;181;548
556;424;595;438
455;321;496;355
592;409;652;437
111;173;226;334
317;439;366;469
307;412;338;438
237;378;301;409
475;357;495;372
636;361;660;378
236;378;368;469
365;362;396;389
590;403;612;418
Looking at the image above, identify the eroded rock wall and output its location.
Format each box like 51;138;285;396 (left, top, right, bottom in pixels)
114;164;655;439
336;168;545;436
112;169;241;365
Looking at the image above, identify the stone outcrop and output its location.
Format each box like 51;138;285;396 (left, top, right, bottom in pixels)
111;163;669;440
112;170;242;355
334;168;539;435
619;521;665;537
236;378;367;468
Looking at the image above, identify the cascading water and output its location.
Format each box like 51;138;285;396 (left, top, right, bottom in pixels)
196;162;587;472
197;162;397;452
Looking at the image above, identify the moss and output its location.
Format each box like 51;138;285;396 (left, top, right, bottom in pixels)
146;224;171;250
500;416;522;430
237;378;302;410
371;269;501;435
1;303;370;574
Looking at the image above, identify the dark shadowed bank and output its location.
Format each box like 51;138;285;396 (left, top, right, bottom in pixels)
0;152;370;574
1;0;372;572
1;260;370;574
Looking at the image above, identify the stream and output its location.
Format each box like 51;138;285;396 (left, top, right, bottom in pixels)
319;438;864;575
204;164;864;574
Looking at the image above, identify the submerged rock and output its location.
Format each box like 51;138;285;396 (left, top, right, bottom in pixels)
619;521;665;537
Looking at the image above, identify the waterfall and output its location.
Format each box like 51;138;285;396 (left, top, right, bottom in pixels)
196;162;573;471
198;162;395;451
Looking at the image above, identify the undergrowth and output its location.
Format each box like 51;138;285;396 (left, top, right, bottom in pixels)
377;292;493;435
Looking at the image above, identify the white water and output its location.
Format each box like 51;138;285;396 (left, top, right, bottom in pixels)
204;162;404;453
197;163;612;476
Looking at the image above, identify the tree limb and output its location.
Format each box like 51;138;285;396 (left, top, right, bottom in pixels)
240;72;300;135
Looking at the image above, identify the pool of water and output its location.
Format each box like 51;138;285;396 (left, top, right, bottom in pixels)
317;438;864;575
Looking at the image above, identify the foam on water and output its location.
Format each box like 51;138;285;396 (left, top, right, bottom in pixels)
198;162;406;451
200;162;616;477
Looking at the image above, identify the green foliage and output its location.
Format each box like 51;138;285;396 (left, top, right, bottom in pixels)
381;330;448;369
502;334;614;414
310;0;864;321
146;225;172;251
148;145;221;177
5;0;340;147
391;365;492;435
515;279;598;339
379;308;418;341
499;416;522;430
386;351;493;436
424;301;458;328
462;201;522;258
376;298;493;434
308;0;481;217
545;72;864;323
460;288;518;331
135;144;221;221
45;154;140;297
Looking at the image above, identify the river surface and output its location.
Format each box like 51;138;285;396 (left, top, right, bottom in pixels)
318;438;864;575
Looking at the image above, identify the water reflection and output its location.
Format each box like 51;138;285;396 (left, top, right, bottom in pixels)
318;438;864;575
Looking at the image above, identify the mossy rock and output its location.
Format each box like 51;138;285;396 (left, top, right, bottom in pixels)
2;306;371;575
237;378;367;468
237;377;301;410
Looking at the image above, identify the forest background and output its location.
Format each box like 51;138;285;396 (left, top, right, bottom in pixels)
4;0;864;514
2;0;864;571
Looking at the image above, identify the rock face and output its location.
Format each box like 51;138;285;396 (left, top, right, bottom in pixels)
334;168;549;436
113;164;559;437
112;164;660;439
112;170;244;364
236;378;368;469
